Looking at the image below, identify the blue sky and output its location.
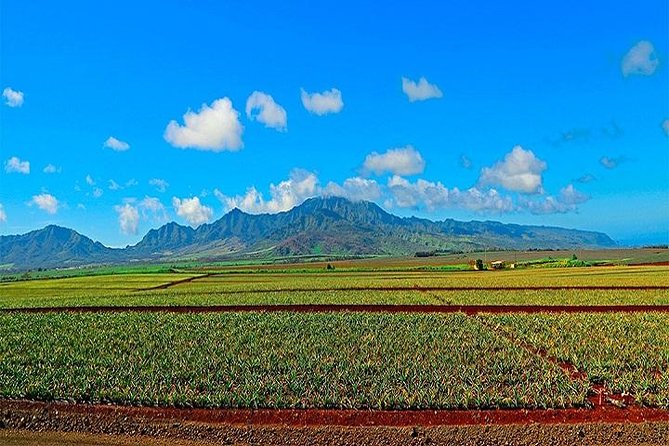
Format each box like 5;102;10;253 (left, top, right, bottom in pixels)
1;0;667;247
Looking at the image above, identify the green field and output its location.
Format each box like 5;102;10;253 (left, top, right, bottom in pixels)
2;311;668;409
1;259;668;411
0;312;587;409
0;266;667;309
486;313;669;407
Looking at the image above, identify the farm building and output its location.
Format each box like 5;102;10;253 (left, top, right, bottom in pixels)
490;260;505;269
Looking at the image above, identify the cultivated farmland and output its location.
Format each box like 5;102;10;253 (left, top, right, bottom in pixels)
1;255;669;445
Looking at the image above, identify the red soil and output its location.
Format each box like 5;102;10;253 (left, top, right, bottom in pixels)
4;304;669;314
2;400;668;427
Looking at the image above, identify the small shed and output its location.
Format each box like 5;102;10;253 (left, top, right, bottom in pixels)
490;260;505;270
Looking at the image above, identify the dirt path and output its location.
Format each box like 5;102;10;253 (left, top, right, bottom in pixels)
2;400;669;446
4;304;669;314
475;317;635;409
138;274;212;291
3;400;669;427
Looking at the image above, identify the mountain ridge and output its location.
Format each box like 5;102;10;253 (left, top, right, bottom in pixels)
0;197;616;270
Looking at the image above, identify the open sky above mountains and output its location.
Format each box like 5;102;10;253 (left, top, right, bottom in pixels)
1;0;667;247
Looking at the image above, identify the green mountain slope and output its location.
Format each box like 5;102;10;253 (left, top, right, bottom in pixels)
0;197;616;270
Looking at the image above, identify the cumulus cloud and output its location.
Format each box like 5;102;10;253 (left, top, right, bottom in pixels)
600;156;626;169
30;193;59;214
0;204;6;223
621;40;659;77
4;156;30;174
401;77;443;102
149;178;169;192
323;177;382;202
85;174;95;186
139;196;168;222
43;164;61;174
114;203;140;235
104;136;130;151
388;176;514;212
3;87;24;107
246;91;287;131
164;97;243;151
216;169;320;214
479;146;546;194
300;88;343;115
662;119;669;136
92;187;104;198
520;184;589;215
362;146;426;176
172;196;213;226
108;180;122;191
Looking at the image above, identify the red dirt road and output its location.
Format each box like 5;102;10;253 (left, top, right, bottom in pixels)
3;400;669;427
3;303;669;314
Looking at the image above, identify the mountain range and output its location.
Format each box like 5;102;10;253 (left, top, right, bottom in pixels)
0;197;616;270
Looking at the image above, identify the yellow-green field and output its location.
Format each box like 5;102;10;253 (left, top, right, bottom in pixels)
0;265;667;308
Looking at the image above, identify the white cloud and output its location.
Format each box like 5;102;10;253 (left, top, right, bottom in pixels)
172;196;213;226
30;193;59;214
479;146;547;194
300;88;343;115
245;91;287;131
4;156;30;174
520;184;589;214
125;179;138;188
216;169;320;214
362;146;426;176
559;184;589;206
621;40;659;77
387;176;514;212
3;87;24;107
388;175;515;212
43;164;61;174
662;119;669;136
114;203;140;235
164;97;243;151
0;204;6;223
139;196;168;222
109;180;122;191
104;136;130;151
401;77;443;102
323;177;382;202
92;187;104;198
85;174;95;186
149;178;169;192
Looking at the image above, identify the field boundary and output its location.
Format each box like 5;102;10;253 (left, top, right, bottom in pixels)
2;400;669;427
137;274;212;291
4;304;669;314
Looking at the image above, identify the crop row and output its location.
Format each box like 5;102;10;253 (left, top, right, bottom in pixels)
1;287;668;309
0;312;586;410
488;313;669;407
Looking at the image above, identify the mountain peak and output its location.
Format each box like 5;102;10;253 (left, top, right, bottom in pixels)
1;196;616;270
